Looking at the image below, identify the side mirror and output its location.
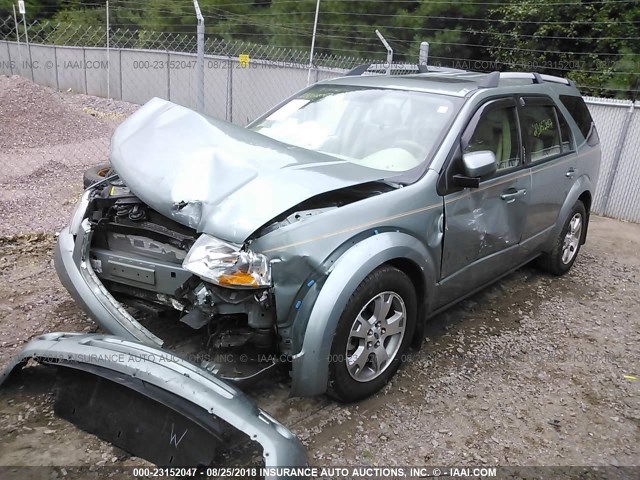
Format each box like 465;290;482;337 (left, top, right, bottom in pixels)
453;150;497;188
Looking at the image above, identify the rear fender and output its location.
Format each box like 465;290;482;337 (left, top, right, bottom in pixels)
545;175;593;251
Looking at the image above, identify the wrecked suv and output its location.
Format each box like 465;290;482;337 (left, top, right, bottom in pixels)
56;69;600;402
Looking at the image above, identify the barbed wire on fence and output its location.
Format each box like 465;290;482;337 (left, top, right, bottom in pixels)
1;14;638;97
0;16;380;71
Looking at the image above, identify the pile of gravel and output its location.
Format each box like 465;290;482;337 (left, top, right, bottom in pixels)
0;75;139;236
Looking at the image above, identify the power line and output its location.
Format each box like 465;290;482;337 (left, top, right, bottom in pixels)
320;11;640;25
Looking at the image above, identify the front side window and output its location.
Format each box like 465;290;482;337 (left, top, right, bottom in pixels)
250;85;463;178
521;105;562;162
464;105;521;172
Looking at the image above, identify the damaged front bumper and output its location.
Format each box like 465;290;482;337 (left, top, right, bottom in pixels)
1;332;307;475
54;193;163;346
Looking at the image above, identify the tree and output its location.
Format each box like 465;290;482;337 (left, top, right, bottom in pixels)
488;0;640;97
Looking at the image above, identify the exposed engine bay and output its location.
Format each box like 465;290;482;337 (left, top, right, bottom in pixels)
85;182;279;380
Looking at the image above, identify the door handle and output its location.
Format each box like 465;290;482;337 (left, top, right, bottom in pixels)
500;188;527;203
566;167;576;178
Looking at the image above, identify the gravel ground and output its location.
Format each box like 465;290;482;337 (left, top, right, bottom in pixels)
0;75;138;237
0;75;638;475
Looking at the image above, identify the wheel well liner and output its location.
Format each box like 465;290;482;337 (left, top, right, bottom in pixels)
578;190;592;244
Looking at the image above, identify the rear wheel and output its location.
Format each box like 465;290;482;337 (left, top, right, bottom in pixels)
328;266;416;402
537;200;586;275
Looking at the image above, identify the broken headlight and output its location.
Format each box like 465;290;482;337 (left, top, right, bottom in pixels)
182;234;271;289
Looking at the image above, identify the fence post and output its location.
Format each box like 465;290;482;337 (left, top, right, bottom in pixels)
192;0;205;112
119;49;123;101
83;47;88;94
106;0;110;99
601;101;636;215
54;45;59;90
21;9;34;80
226;58;233;123
12;5;22;76
307;0;321;86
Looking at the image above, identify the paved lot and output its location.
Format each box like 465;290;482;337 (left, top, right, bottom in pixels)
0;75;638;473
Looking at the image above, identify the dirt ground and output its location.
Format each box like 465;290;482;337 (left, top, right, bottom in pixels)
0;75;638;474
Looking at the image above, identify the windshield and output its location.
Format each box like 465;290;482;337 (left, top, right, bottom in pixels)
250;85;462;175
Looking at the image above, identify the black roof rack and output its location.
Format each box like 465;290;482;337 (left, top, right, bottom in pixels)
345;63;429;76
343;65;575;89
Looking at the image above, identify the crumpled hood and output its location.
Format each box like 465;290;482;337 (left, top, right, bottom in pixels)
110;98;388;243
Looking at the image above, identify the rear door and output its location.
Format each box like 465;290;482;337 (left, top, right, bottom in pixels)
518;96;577;256
437;97;531;308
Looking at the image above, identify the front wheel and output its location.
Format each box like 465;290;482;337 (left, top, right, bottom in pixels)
537;200;586;275
328;265;417;402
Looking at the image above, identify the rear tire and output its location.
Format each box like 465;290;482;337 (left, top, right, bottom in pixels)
327;266;416;403
537;200;586;276
83;164;112;188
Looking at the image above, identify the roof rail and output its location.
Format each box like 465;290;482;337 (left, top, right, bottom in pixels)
345;63;429;76
498;71;574;87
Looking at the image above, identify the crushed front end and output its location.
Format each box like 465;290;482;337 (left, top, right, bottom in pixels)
55;179;280;381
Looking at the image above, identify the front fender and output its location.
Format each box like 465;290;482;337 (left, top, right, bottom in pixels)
545;174;593;251
290;231;436;397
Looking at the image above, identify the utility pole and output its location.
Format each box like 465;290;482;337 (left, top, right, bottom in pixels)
307;0;321;86
193;0;205;112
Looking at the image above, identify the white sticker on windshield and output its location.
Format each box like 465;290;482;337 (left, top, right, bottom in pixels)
437;106;449;114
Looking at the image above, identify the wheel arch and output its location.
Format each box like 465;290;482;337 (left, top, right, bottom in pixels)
577;189;592;245
289;231;436;397
545;175;593;252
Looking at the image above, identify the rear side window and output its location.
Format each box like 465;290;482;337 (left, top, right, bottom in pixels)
521;105;562;162
559;95;599;147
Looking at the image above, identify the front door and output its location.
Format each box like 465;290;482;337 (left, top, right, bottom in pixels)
437;97;531;308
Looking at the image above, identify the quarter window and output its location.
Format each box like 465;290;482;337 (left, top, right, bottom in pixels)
560;95;599;147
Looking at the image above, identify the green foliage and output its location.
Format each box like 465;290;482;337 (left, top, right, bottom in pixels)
2;0;638;97
488;0;640;98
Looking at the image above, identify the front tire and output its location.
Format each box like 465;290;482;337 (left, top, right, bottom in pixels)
537;200;586;275
328;266;417;402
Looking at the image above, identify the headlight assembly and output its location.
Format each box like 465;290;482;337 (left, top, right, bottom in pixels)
182;234;271;289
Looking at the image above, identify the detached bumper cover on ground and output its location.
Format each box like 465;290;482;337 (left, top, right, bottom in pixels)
0;332;307;476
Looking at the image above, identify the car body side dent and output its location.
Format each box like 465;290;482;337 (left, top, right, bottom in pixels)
0;332;307;476
290;231;437;397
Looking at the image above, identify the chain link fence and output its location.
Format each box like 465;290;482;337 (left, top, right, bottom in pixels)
0;16;378;126
1;16;640;223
